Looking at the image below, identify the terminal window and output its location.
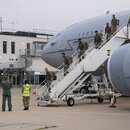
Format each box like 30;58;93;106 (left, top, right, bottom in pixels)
3;41;7;54
11;42;15;54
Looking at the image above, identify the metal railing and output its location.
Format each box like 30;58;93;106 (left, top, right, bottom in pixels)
36;48;85;96
99;24;125;49
37;24;126;97
45;25;127;90
19;49;42;57
36;40;96;97
48;42;96;90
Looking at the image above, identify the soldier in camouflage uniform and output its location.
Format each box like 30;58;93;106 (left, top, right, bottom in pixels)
94;31;102;49
45;68;53;90
62;53;70;76
111;14;118;34
105;23;112;40
77;38;87;61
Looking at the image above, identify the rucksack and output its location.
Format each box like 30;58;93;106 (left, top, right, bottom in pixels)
66;55;73;65
68;56;73;65
85;42;88;50
52;72;57;80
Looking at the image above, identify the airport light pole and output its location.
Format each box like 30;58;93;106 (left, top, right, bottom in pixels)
9;21;17;32
0;17;4;33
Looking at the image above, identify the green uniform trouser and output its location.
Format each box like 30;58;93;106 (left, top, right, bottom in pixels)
23;96;30;108
95;43;101;49
64;65;69;76
111;26;117;34
2;94;12;111
78;50;85;61
106;34;111;40
46;80;51;91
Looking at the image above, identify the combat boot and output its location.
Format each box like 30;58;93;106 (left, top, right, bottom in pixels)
23;107;27;110
26;107;29;110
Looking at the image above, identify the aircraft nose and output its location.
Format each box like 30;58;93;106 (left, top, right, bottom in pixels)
42;44;51;64
42;43;62;68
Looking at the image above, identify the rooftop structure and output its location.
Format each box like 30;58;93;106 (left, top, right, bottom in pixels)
0;29;57;86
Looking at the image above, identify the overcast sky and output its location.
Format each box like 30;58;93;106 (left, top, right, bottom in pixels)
0;0;130;33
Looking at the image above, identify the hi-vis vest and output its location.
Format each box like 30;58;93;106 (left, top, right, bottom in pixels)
23;84;30;97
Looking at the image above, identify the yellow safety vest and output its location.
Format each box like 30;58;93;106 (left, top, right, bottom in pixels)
23;84;30;97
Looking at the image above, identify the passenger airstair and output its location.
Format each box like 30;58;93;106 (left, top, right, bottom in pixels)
37;25;130;106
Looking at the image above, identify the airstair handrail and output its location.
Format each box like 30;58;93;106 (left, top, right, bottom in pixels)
99;24;126;49
48;41;95;90
36;79;46;94
36;49;81;94
54;49;79;72
53;24;126;87
37;24;128;100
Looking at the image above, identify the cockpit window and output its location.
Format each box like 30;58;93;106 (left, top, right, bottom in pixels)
51;42;56;46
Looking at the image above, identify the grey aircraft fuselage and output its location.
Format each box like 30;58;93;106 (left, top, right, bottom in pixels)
42;10;130;96
42;10;130;68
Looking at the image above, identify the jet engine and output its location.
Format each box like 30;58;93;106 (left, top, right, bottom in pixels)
108;44;130;96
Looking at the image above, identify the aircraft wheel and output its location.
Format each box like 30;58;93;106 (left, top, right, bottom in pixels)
67;98;75;106
97;97;104;103
80;88;86;94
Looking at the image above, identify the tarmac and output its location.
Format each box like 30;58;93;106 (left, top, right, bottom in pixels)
0;87;130;130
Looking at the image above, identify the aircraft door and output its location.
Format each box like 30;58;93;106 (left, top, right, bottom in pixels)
58;31;69;50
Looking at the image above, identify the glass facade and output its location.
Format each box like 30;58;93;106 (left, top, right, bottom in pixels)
11;42;15;54
3;41;7;53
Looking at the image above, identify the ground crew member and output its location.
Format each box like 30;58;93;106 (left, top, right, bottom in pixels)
2;77;12;111
45;68;53;90
61;53;70;76
77;38;87;61
94;31;102;49
105;23;112;40
22;79;31;110
111;14;118;34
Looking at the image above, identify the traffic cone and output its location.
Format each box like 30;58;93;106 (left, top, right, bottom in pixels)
109;95;116;108
33;87;36;94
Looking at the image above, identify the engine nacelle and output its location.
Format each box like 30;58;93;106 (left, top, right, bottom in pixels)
108;44;130;96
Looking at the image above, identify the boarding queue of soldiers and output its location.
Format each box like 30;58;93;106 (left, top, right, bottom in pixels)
0;14;119;112
44;13;118;93
61;14;119;76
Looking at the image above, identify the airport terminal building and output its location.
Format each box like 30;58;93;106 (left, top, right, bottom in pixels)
0;30;56;86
